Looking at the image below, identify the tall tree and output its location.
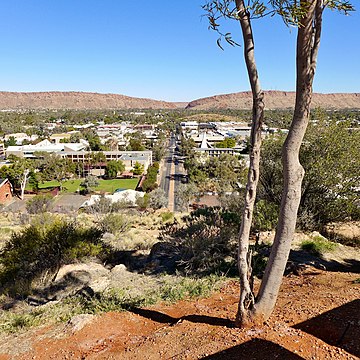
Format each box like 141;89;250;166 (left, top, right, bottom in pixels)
2;156;32;200
204;0;354;326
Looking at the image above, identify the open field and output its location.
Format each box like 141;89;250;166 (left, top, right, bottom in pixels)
31;178;139;193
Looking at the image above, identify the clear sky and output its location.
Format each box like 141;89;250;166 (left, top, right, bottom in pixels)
0;1;358;102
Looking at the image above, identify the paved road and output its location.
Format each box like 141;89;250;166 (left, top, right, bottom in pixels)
160;134;187;212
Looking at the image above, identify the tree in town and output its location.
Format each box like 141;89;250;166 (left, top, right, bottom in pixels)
104;160;125;179
1;156;32;200
132;161;145;176
4;136;17;147
126;132;146;151
28;171;40;192
92;151;107;173
38;154;75;191
148;188;168;209
82;129;103;151
204;0;354;326
80;175;100;194
215;137;236;148
259;118;360;229
175;183;199;212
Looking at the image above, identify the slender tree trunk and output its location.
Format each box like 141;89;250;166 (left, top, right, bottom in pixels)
249;0;323;323
234;0;265;327
20;169;30;200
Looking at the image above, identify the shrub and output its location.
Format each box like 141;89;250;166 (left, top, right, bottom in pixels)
161;211;174;223
159;207;239;275
148;188;167;209
300;236;337;256
253;200;279;231
0;219;105;296
135;193;150;209
26;195;53;214
85;196;113;214
98;213;130;234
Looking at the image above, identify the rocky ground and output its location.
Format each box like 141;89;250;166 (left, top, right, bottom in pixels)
0;214;359;360
0;270;359;360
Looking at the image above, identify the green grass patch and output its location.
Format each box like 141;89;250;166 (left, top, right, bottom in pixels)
301;236;338;256
31;178;139;193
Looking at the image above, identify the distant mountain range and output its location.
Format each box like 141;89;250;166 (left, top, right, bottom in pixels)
0;90;359;111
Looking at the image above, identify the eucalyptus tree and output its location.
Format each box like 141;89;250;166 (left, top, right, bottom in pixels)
203;0;354;326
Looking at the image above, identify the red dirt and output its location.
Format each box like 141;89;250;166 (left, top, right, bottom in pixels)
0;270;359;360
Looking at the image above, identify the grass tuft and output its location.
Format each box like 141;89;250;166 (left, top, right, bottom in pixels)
300;235;337;256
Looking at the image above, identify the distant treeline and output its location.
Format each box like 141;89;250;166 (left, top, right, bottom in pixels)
0;108;359;135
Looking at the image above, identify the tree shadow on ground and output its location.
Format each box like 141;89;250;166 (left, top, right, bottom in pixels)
130;308;233;328
293;299;360;358
288;249;360;273
201;338;305;359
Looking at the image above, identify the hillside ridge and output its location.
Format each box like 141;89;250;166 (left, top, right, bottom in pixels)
186;90;360;110
0;91;180;110
0;90;359;110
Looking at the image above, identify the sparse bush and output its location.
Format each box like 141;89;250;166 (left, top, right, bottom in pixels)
26;195;53;214
148;188;168;209
135;193;150;209
159;207;239;275
85;196;113;214
0;219;105;296
300;236;338;256
98;213;130;235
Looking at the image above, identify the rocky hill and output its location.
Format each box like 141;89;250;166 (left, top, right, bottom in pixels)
0;91;181;110
186;91;360;110
0;90;359;111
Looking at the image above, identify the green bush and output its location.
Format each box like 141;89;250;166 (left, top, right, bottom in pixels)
0;219;105;296
300;236;337;256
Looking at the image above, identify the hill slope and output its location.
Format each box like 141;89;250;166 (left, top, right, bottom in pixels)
186;91;360;110
0;91;180;110
1;90;359;110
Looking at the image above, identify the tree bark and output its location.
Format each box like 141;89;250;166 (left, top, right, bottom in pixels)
250;0;323;322
20;169;30;200
234;0;265;327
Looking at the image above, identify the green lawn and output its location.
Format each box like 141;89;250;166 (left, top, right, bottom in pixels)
31;178;139;193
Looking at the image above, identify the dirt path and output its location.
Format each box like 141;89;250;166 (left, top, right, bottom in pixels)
0;270;359;359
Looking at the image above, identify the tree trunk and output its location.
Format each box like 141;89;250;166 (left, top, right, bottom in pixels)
20;169;30;200
249;0;323;323
234;0;265;327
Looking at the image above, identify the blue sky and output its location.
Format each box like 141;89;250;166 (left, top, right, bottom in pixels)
0;1;358;101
